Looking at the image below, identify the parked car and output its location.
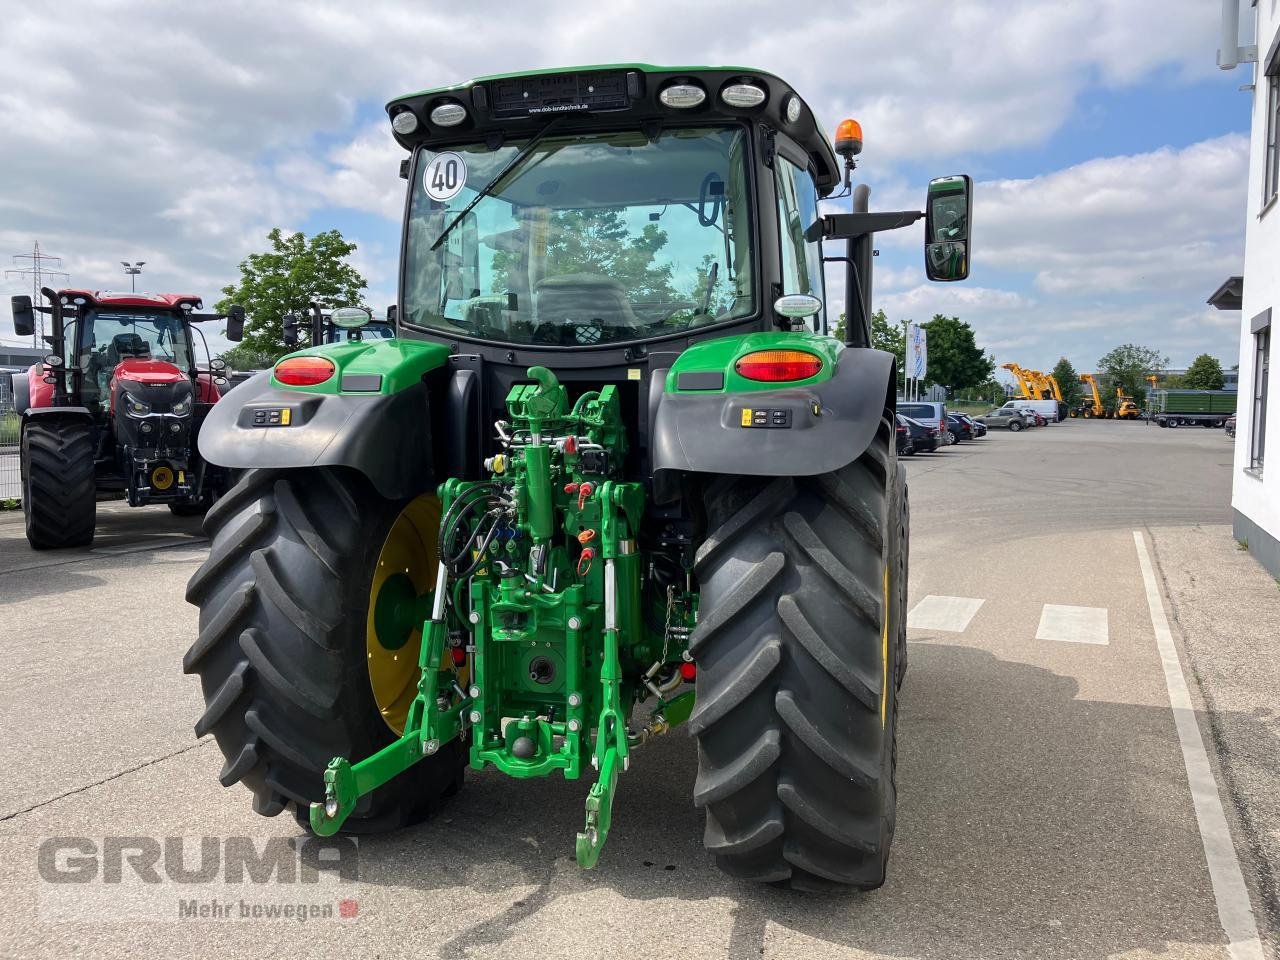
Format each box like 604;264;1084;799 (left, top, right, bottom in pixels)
998;398;1060;423
946;413;976;441
896;416;915;457
899;415;941;452
1225;415;1237;438
898;401;951;443
960;414;987;438
977;409;1029;431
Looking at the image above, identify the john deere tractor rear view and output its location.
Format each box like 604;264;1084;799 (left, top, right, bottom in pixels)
186;64;972;891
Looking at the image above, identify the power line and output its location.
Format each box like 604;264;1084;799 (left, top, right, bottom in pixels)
6;242;69;347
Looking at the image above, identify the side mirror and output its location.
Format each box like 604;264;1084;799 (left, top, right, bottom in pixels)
331;306;371;330
225;304;246;342
11;295;35;338
924;175;972;282
282;312;300;348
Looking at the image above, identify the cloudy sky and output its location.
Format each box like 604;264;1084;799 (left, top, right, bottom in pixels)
0;1;1255;375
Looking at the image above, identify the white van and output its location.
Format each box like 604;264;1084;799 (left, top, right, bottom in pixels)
999;399;1062;423
898;401;951;442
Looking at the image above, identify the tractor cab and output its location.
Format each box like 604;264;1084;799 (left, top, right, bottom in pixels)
282;302;397;349
10;289;244;543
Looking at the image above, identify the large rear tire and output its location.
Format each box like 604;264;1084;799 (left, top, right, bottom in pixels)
21;418;96;549
690;410;902;891
184;467;466;831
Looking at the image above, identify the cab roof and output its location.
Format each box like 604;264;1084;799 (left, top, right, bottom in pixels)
57;290;204;310
385;63;842;196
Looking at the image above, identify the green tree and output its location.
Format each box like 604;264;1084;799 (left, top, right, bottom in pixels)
216;343;279;372
920;314;994;396
217;228;368;358
834;309;906;390
870;309;905;361
1183;353;1226;390
1097;343;1168;406
1050;357;1083;409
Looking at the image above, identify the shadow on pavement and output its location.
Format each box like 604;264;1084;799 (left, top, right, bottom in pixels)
341;641;1241;960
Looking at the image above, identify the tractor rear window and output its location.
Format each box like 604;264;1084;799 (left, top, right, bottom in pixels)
402;125;754;347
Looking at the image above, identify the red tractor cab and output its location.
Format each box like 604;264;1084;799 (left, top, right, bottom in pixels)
9;288;245;548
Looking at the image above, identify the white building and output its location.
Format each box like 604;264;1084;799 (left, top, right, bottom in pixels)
1213;1;1278;577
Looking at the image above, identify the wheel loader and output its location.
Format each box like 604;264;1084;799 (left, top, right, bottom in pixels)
186;64;972;891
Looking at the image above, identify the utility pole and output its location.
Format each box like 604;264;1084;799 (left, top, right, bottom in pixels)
121;261;145;292
6;242;69;347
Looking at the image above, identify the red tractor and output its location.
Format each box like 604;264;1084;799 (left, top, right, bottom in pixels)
9;287;245;548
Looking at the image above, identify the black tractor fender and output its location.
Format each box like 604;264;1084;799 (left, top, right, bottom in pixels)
196;370;436;501
8;370;31;416
651;347;896;479
22;406;94;429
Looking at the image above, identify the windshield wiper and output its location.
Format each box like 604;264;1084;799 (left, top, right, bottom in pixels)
430;118;564;252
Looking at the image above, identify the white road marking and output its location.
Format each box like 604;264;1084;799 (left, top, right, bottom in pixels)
1132;531;1264;960
906;595;985;632
1035;604;1109;645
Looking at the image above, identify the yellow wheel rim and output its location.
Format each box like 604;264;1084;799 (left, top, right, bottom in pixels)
881;566;890;729
366;495;442;734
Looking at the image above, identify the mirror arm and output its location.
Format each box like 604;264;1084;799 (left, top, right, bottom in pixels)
805;210;924;243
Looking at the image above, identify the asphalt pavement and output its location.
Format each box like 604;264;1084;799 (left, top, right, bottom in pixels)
0;418;1275;960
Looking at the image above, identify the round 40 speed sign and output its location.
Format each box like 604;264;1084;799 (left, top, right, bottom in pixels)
423;152;468;202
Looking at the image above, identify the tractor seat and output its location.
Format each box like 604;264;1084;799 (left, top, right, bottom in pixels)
534;274;637;328
107;333;151;365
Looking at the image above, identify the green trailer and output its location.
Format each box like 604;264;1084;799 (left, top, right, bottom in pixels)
184;64;974;891
1152;389;1237;428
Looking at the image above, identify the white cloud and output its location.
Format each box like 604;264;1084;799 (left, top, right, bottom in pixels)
0;0;1252;362
977;135;1249;296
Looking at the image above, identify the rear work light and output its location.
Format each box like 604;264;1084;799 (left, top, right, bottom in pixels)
734;350;823;383
275;356;335;386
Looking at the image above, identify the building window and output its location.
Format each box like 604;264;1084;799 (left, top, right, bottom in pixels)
1267;52;1280;206
1251;320;1269;474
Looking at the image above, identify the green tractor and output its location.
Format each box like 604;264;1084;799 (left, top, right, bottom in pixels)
186;64;971;891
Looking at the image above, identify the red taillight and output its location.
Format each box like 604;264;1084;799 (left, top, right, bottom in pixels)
679;661;697;682
734;349;823;383
275;356;335;386
897;424;907;434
